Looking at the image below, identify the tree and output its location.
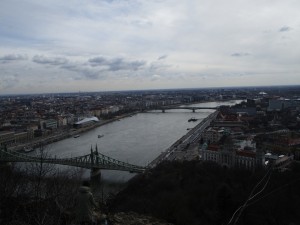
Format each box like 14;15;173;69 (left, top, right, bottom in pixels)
0;143;83;225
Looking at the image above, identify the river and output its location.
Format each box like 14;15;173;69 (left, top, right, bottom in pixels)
45;100;242;184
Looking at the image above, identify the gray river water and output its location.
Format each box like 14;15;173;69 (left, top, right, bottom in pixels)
46;100;241;182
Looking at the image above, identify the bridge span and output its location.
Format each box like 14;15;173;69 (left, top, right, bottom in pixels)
0;145;146;174
155;106;218;113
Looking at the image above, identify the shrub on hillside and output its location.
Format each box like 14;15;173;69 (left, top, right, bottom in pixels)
109;160;300;225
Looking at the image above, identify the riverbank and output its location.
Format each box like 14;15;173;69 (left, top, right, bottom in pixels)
9;99;240;163
9;111;139;152
148;110;219;167
71;111;139;136
9;99;240;153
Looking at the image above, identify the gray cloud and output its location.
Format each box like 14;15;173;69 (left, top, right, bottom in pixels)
32;55;105;80
279;26;291;32
0;54;28;62
88;57;107;66
231;52;250;57
1;0;300;93
77;69;103;80
158;55;168;60
32;55;69;66
131;19;153;28
30;54;147;80
60;62;80;70
61;63;105;80
149;62;171;72
88;56;146;71
150;74;161;81
0;75;19;90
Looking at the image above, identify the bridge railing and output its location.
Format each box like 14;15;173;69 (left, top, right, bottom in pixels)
0;146;146;173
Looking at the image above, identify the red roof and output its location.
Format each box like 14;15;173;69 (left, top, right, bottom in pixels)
208;145;219;151
288;138;300;146
236;150;256;158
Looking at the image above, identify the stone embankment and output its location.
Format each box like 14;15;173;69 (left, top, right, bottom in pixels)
148;110;219;167
9;112;138;152
109;212;173;225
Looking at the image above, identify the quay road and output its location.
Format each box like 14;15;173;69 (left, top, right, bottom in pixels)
148;110;219;168
8;112;139;153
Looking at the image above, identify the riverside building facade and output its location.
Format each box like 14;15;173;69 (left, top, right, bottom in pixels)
200;144;265;169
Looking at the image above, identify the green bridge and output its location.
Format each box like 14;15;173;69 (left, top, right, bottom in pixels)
0;145;146;174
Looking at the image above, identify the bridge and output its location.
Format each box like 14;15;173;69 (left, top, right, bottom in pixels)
0;145;146;174
155;106;218;113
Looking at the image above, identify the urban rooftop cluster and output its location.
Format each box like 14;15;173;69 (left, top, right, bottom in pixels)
198;94;300;171
1;85;300;162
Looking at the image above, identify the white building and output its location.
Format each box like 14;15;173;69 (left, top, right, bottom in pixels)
200;141;265;170
202;127;224;143
74;116;99;128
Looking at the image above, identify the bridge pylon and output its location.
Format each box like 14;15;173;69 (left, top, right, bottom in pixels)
90;145;102;184
0;144;146;174
91;168;101;185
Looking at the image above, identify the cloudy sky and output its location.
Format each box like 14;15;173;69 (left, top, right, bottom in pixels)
1;0;300;94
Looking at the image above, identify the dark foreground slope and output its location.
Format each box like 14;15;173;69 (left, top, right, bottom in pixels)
0;162;172;225
109;160;300;225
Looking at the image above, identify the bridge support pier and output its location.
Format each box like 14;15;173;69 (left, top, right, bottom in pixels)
90;168;101;185
192;109;195;113
0;162;12;169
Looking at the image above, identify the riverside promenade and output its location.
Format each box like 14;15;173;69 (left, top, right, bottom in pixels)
8;112;139;152
148;110;219;168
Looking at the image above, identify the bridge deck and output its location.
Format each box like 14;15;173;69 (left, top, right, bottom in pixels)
0;146;146;173
160;106;218;110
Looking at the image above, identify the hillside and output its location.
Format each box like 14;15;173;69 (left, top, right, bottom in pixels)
1;160;300;225
109;160;300;225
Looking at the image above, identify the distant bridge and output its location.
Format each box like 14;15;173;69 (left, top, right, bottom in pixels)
0;145;146;173
155;106;218;113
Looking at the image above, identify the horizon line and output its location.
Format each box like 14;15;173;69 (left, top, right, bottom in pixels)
1;84;300;97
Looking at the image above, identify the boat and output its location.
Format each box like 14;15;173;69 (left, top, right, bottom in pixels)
24;147;34;153
98;134;104;138
188;117;197;122
73;135;80;138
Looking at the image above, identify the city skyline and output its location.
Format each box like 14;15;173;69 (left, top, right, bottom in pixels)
1;0;300;95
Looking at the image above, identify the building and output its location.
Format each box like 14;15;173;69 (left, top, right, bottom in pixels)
0;130;33;146
0;131;15;146
229;107;257;116
74;116;99;128
200;138;265;170
202;127;224;144
14;132;29;144
268;99;300;111
44;119;58;130
57;116;68;127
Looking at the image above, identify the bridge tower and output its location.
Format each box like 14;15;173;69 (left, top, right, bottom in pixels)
0;145;12;168
90;145;101;185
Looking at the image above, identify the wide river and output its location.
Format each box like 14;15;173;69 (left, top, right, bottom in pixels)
47;100;241;183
